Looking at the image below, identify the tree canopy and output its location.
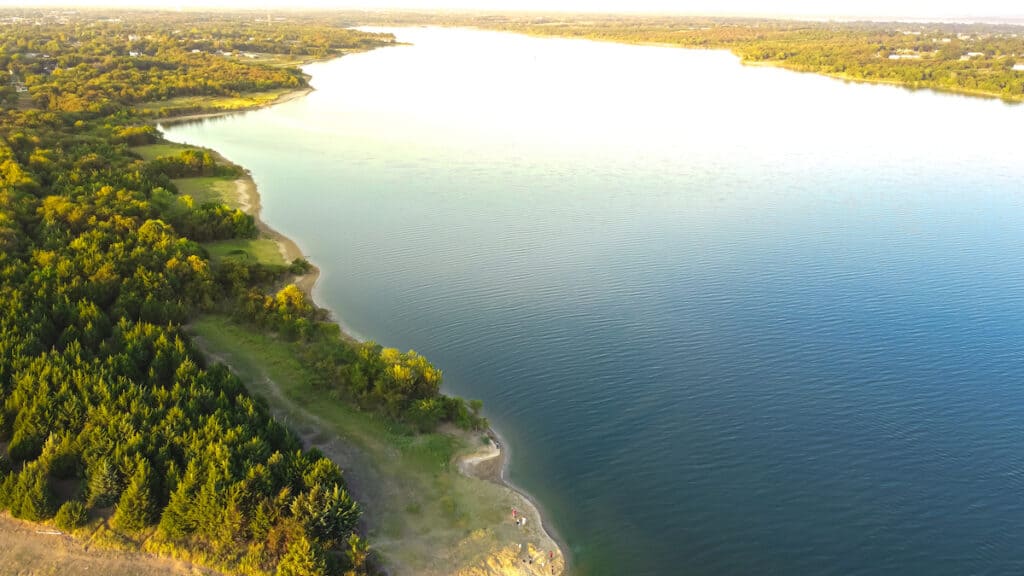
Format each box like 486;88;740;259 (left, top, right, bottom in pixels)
0;9;482;576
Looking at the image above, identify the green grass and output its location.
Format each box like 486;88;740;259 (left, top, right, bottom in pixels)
187;315;520;574
203;239;286;267
130;143;195;162
172;177;237;207
136;87;299;116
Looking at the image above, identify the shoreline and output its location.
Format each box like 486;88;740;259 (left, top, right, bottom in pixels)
479;27;1024;105
156;64;568;576
488;427;572;575
152;86;314;127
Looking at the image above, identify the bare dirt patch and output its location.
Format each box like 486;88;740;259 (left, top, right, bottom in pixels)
0;514;218;576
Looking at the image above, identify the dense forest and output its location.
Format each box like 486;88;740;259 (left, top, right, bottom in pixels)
7;7;1017;575
0;10;393;113
0;10;481;576
357;11;1024;101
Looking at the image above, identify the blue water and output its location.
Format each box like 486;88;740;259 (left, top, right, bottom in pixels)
165;27;1024;576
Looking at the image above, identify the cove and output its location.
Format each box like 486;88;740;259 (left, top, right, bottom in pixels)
165;27;1024;576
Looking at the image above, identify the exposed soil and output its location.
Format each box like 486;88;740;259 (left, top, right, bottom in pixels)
0;515;218;576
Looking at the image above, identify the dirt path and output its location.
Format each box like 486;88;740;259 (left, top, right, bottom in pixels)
0;515;216;576
192;336;565;576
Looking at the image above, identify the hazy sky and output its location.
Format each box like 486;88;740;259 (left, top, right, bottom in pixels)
6;0;1024;20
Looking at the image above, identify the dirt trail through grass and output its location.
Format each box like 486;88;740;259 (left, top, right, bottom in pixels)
189;317;564;576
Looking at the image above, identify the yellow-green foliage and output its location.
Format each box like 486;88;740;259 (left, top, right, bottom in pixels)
4;10;393;115
359;11;1024;101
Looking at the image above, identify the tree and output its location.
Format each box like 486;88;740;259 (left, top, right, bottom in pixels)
289;482;360;547
87;457;122;508
275;534;326;576
11;462;56;521
111;459;155;532
53;500;89;531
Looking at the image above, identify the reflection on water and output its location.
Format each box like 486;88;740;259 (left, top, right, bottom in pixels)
166;27;1024;576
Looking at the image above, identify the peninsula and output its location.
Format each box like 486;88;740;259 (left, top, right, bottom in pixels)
0;9;562;576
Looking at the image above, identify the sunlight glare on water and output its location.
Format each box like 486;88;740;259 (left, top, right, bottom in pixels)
166;27;1024;576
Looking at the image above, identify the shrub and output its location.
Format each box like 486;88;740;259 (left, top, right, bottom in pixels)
54;500;89;531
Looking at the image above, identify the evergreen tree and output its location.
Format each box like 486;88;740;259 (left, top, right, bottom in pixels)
87;457;123;508
158;461;199;539
276;534;326;576
53;500;89;531
111;459;155;532
290;482;360;547
12;462;56;521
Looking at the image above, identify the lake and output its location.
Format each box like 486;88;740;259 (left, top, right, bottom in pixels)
164;27;1024;576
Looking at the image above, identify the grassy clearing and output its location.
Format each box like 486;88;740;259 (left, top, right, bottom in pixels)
172;177;238;207
187;315;526;575
137;88;299;116
131;143;196;162
203;239;286;267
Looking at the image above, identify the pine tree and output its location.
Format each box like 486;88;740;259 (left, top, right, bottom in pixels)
87;457;122;508
158;461;198;540
12;462;56;521
289;482;360;547
275;534;326;576
53;500;89;531
111;459;154;532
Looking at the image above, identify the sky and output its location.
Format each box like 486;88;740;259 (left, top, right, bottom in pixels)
5;0;1024;22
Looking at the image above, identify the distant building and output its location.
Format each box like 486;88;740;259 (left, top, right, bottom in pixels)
1013;64;1024;72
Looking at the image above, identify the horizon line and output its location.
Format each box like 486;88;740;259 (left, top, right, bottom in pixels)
4;4;1024;26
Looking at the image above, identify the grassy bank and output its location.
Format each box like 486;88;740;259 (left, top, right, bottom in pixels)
171;177;238;206
188;315;563;575
203;239;286;266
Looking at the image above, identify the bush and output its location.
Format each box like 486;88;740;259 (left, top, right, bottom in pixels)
53;500;89;531
289;258;312;275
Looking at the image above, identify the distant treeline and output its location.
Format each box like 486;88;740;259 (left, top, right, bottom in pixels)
0;10;394;113
0;9;481;576
352;11;1024;101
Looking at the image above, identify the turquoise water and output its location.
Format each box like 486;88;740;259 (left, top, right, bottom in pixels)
165;28;1024;576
